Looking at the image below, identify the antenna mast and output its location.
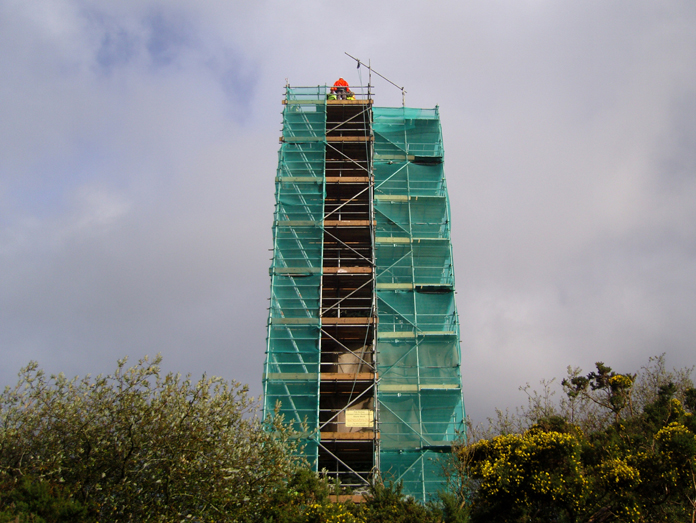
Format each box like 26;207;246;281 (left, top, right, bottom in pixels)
344;52;406;106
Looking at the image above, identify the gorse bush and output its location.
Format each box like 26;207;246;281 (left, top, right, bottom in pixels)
459;357;696;523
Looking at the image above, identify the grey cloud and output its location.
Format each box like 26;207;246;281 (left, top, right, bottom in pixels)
144;11;191;68
1;0;694;426
96;29;138;69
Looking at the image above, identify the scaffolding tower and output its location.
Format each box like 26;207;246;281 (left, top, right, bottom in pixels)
263;84;465;501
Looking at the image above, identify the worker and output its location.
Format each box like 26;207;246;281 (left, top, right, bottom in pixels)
331;77;350;100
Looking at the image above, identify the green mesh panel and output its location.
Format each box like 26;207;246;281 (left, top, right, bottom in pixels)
270;274;321;319
282;87;327;140
373;107;443;158
380;450;450;501
412;241;454;286
264;322;320;437
272;227;322;271
278;142;325;179
377;335;461;390
285;86;329;101
264;87;327;470
374;162;447;197
374;105;465;502
374;243;413;285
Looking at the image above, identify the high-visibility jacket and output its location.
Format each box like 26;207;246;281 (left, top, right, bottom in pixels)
331;78;349;92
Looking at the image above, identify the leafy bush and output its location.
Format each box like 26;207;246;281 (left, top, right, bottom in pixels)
0;477;86;522
0;356;303;522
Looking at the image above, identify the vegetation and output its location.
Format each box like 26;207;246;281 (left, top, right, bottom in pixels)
0;356;302;522
458;355;696;522
1;354;694;522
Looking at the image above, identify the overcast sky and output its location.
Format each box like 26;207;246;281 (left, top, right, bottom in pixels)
1;1;695;423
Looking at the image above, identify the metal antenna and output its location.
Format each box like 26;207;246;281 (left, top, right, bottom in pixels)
344;52;406;106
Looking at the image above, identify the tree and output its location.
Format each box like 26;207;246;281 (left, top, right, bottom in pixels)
0;356;303;522
563;362;636;424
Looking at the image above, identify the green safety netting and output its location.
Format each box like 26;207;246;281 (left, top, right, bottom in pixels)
264;90;466;501
373;107;443;159
264;88;327;468
278;142;325;179
374;242;454;287
373;106;465;500
380;450;450;501
285;86;330;101
374;162;448;197
377;336;462;387
282;87;327;141
270;274;321;319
